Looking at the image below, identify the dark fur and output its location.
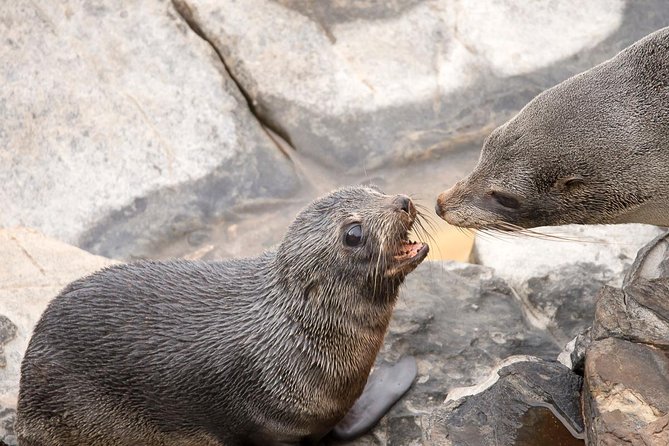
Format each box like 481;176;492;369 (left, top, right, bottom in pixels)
15;186;425;446
436;27;669;229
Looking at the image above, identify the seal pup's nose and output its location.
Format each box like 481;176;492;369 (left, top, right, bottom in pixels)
394;195;415;216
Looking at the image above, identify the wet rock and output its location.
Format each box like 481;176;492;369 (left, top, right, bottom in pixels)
429;358;584;446
172;0;669;171
583;338;669;445
473;224;665;346
0;0;302;260
328;261;561;445
0;228;117;445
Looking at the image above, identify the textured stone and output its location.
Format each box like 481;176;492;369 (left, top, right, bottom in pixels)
0;0;302;260
327;261;561;445
591;232;669;348
172;0;669;171
472;224;665;346
429;359;584;446
583;338;669;446
473;224;665;290
0;228;117;444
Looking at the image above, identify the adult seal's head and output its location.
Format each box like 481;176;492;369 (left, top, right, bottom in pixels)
15;186;428;446
436;27;669;230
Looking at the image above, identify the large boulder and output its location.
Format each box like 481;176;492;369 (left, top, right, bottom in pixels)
582;232;669;445
172;0;669;171
0;0;302;260
0;228;117;444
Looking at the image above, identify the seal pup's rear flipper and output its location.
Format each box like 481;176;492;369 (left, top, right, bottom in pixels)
330;355;417;441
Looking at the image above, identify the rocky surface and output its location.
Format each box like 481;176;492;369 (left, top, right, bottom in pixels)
581;231;669;445
0;227;117;445
583;338;669;446
5;1;669;263
173;0;668;171
472;224;665;346
430;358;584;446
327;261;562;445
0;0;303;261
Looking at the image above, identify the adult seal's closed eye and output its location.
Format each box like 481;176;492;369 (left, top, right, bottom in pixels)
15;186;429;446
436;27;669;230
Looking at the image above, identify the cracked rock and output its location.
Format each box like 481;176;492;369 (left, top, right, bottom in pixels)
0;0;302;260
429;358;584;446
171;0;669;171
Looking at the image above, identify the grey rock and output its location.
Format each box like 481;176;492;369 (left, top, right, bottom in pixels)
0;317;17;369
583;338;669;446
429;359;584;446
0;0;302;260
591;233;669;348
173;0;669;172
524;263;607;347
473;224;665;290
558;328;592;375
328;261;561;445
0;228;117;445
472;224;665;347
624;230;669;286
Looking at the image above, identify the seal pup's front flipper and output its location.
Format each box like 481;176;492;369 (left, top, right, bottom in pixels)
330;355;417;441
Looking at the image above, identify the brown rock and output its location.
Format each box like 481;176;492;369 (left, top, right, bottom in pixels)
583;338;669;445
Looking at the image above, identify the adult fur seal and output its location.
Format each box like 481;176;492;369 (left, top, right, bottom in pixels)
15;186;429;446
436;27;669;229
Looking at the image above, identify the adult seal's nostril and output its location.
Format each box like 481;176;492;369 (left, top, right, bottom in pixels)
394;195;413;215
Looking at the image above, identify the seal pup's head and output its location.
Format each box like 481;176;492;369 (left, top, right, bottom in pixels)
274;186;429;301
436;27;669;230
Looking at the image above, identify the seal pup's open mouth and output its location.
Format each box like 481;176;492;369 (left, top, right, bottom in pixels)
385;231;429;277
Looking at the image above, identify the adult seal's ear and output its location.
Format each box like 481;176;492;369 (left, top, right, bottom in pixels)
331;356;418;441
436;26;669;230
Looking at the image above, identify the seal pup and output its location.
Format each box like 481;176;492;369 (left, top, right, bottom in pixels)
436;27;669;229
15;186;429;446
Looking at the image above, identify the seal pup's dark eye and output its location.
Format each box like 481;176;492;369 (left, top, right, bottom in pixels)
344;224;364;247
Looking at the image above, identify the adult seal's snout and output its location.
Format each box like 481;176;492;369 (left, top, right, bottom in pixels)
436;26;669;229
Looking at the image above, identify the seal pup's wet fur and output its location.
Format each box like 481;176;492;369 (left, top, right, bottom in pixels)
16;186;429;446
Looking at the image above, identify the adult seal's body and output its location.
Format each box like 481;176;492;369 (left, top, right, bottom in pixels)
436;27;669;229
15;186;429;446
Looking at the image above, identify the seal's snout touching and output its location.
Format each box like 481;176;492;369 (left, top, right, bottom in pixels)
436;26;669;229
15;185;428;446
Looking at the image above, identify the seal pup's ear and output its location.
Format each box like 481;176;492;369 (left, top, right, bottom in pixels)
555;175;585;191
